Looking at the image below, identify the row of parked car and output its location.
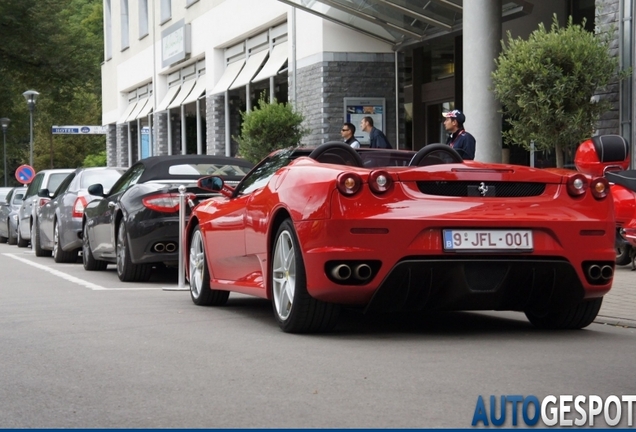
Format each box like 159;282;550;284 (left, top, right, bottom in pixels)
0;156;254;282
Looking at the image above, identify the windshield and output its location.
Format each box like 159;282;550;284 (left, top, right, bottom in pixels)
81;170;124;193
235;147;296;196
47;173;71;193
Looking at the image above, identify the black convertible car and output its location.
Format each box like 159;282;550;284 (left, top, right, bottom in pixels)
82;155;254;282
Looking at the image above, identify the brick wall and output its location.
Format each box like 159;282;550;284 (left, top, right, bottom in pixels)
595;0;621;135
106;124;117;167
295;52;405;147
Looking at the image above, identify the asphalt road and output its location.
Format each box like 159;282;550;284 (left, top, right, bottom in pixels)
1;242;635;428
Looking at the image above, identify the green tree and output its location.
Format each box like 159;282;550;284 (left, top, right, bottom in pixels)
83;150;107;167
0;0;104;175
491;15;627;167
235;95;309;163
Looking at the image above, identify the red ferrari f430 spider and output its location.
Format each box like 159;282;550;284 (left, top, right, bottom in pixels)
185;142;615;333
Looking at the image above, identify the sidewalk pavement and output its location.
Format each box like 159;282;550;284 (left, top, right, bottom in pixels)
595;264;636;328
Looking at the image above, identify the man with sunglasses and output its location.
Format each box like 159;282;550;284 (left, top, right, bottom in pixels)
341;122;361;148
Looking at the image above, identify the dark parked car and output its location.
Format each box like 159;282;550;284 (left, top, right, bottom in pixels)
0;186;27;245
35;167;126;262
82;155;254;282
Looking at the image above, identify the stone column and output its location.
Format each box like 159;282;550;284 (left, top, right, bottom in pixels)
116;124;129;167
463;0;502;163
106;124;117;167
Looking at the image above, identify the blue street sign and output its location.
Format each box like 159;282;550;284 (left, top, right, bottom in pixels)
15;164;35;184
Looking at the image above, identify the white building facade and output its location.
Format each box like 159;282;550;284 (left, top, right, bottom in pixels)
102;0;634;168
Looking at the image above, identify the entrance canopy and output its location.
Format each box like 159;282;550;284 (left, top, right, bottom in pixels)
276;0;533;49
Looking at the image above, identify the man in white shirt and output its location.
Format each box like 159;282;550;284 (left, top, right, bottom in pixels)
341;122;360;148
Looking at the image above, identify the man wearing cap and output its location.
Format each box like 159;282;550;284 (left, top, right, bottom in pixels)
443;109;476;160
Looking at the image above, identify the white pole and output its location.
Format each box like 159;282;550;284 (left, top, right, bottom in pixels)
163;184;188;291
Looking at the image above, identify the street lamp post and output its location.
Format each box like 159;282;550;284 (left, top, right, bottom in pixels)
22;90;39;167
0;118;10;187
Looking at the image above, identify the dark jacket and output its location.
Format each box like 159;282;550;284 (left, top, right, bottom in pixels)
369;127;392;149
446;129;476;160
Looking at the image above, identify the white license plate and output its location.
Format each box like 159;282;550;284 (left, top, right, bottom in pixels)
443;229;533;251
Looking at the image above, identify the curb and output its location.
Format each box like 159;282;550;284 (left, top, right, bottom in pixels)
595;315;636;329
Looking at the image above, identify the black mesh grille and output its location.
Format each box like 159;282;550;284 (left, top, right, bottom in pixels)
417;181;546;197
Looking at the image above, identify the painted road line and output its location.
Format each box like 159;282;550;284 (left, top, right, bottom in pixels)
3;253;163;291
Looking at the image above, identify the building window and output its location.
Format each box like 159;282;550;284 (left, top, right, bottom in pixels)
105;0;112;60
161;0;171;24
120;0;129;50
139;0;149;39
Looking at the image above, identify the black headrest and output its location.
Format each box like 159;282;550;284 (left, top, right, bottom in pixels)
591;135;629;163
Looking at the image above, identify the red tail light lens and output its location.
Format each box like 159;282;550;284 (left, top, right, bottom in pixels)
38;198;50;207
566;174;588;197
590;177;610;200
336;173;362;196
72;196;89;218
368;170;393;194
142;193;196;213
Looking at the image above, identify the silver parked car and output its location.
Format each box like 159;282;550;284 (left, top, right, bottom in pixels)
35;167;125;261
17;168;74;248
0;186;27;245
0;187;13;203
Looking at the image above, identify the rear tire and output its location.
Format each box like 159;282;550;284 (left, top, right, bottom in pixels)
53;220;78;263
33;218;52;257
525;297;603;330
7;222;17;245
189;225;229;306
17;223;28;248
616;244;632;266
116;222;151;282
82;223;107;271
271;219;340;333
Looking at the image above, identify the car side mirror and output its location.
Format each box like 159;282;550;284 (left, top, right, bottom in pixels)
198;176;224;192
37;188;50;198
87;183;105;197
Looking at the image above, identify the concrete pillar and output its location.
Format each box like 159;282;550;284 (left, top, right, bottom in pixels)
463;0;502;163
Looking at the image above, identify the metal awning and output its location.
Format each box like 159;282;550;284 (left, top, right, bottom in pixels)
276;0;533;49
253;42;289;83
156;85;181;112
168;78;197;109
230;49;270;90
127;98;148;121
182;77;207;105
136;97;153;119
116;101;138;124
211;60;246;95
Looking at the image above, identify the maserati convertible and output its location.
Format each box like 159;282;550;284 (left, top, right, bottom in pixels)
184;142;615;333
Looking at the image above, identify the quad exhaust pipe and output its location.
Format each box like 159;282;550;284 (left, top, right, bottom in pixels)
153;242;177;253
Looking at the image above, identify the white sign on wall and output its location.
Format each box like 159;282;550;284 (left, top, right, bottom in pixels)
162;19;191;68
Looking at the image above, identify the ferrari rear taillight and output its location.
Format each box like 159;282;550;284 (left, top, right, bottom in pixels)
337;173;362;196
368;170;393;194
590;177;610;200
566;174;588;197
142;192;196;213
72;196;89;218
